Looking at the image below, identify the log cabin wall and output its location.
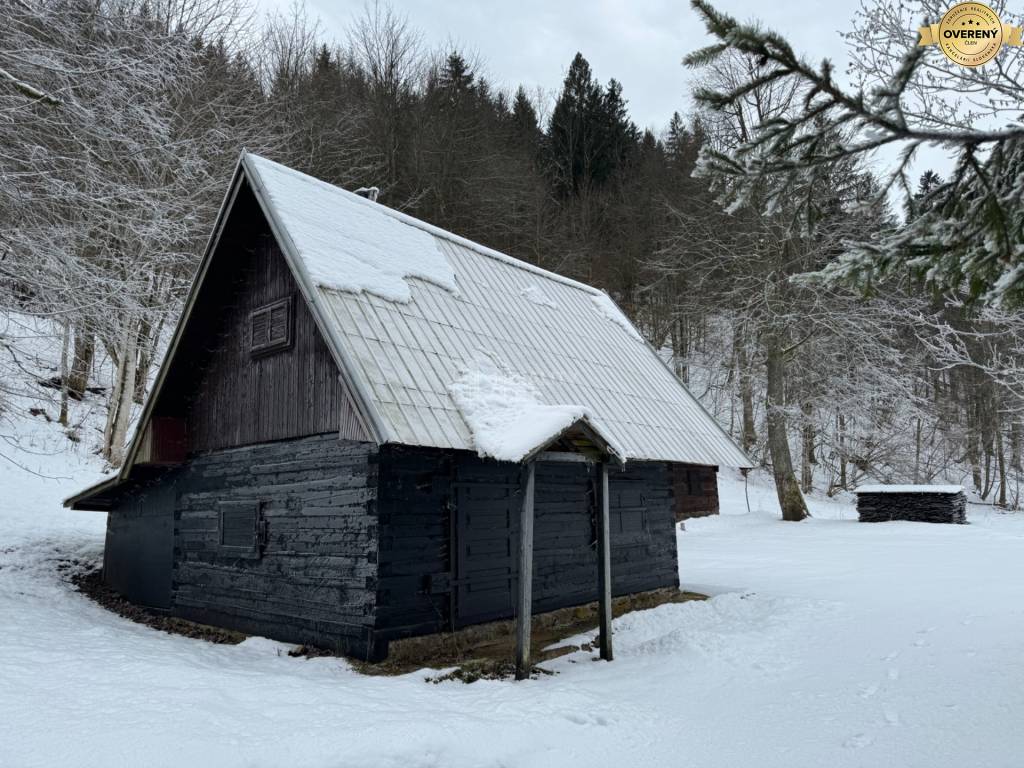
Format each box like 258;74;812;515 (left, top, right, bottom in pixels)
150;183;367;455
373;447;680;644
100;434;382;658
532;460;678;613
373;447;454;640
670;464;720;520
169;434;382;658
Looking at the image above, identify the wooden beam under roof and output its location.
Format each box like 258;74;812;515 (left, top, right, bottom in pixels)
596;460;614;661
515;460;536;680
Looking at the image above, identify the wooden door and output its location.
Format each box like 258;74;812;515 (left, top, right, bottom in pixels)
452;464;521;627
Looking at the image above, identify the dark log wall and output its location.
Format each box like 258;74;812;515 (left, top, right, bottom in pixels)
857;491;967;524
150;183;368;453
533;460;678;612
103;434;382;659
375;447;453;639
102;475;177;609
670;464;719;520
374;447;680;641
102;441;688;658
172;434;379;657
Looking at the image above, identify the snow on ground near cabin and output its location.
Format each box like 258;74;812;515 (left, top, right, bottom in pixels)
4;423;1024;767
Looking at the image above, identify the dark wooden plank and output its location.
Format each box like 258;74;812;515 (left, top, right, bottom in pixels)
373;448;681;644
596;461;613;661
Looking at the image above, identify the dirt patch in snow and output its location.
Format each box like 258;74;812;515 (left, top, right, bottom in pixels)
70;567;246;645
345;586;706;680
425;659;556;684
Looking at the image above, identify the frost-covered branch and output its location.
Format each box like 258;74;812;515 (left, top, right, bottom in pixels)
686;0;1024;308
0;66;61;106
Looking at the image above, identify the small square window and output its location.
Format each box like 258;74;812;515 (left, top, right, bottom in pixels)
250;296;293;356
218;501;266;557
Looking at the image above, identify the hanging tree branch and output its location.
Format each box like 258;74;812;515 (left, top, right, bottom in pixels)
685;0;1024;309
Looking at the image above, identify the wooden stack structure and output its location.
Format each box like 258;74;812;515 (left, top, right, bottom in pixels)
855;485;967;524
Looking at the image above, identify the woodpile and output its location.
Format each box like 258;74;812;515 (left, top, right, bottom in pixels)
856;485;967;524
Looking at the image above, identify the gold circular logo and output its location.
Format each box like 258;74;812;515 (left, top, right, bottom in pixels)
937;2;1004;66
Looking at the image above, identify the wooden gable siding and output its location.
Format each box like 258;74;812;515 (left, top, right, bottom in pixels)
150;184;368;454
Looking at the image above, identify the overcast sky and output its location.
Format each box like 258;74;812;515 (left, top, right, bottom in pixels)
254;0;951;179
256;0;863;130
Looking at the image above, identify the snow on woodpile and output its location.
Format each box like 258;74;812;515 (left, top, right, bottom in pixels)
448;356;588;462
856;484;964;494
246;155;456;302
856;485;967;524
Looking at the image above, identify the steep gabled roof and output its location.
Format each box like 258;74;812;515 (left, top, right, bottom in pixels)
73;151;750;507
242;153;750;467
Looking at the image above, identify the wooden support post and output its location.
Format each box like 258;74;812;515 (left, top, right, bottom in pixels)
515;460;536;680
596;461;613;661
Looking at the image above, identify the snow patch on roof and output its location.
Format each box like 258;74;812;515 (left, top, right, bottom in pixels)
519;284;558;309
591;292;643;341
246;154;456;302
448;355;588;462
856;484;964;494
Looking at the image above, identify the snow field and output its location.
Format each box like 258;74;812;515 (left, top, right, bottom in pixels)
2;419;1024;767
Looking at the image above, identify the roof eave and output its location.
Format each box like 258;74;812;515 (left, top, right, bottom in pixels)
595;290;753;470
519;416;626;467
63;475;120;510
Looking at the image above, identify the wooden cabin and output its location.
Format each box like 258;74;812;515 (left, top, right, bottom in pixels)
66;154;751;667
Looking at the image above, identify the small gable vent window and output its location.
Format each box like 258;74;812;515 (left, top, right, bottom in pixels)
250;296;293;357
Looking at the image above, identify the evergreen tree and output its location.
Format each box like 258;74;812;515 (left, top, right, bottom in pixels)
600;78;638;175
437;52;474;106
917;170;942;198
546;54;640;199
510;86;540;144
666;111;688;160
546;52;606;197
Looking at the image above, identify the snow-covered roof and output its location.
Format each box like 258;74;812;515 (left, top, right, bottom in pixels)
856;485;965;495
238;154;750;466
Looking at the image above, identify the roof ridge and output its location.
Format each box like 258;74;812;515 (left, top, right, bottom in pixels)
244;153;604;298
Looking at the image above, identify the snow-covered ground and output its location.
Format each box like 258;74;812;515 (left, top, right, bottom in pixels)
3;412;1024;767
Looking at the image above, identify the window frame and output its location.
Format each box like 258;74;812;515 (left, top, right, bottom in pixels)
249;295;294;357
217;500;265;559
